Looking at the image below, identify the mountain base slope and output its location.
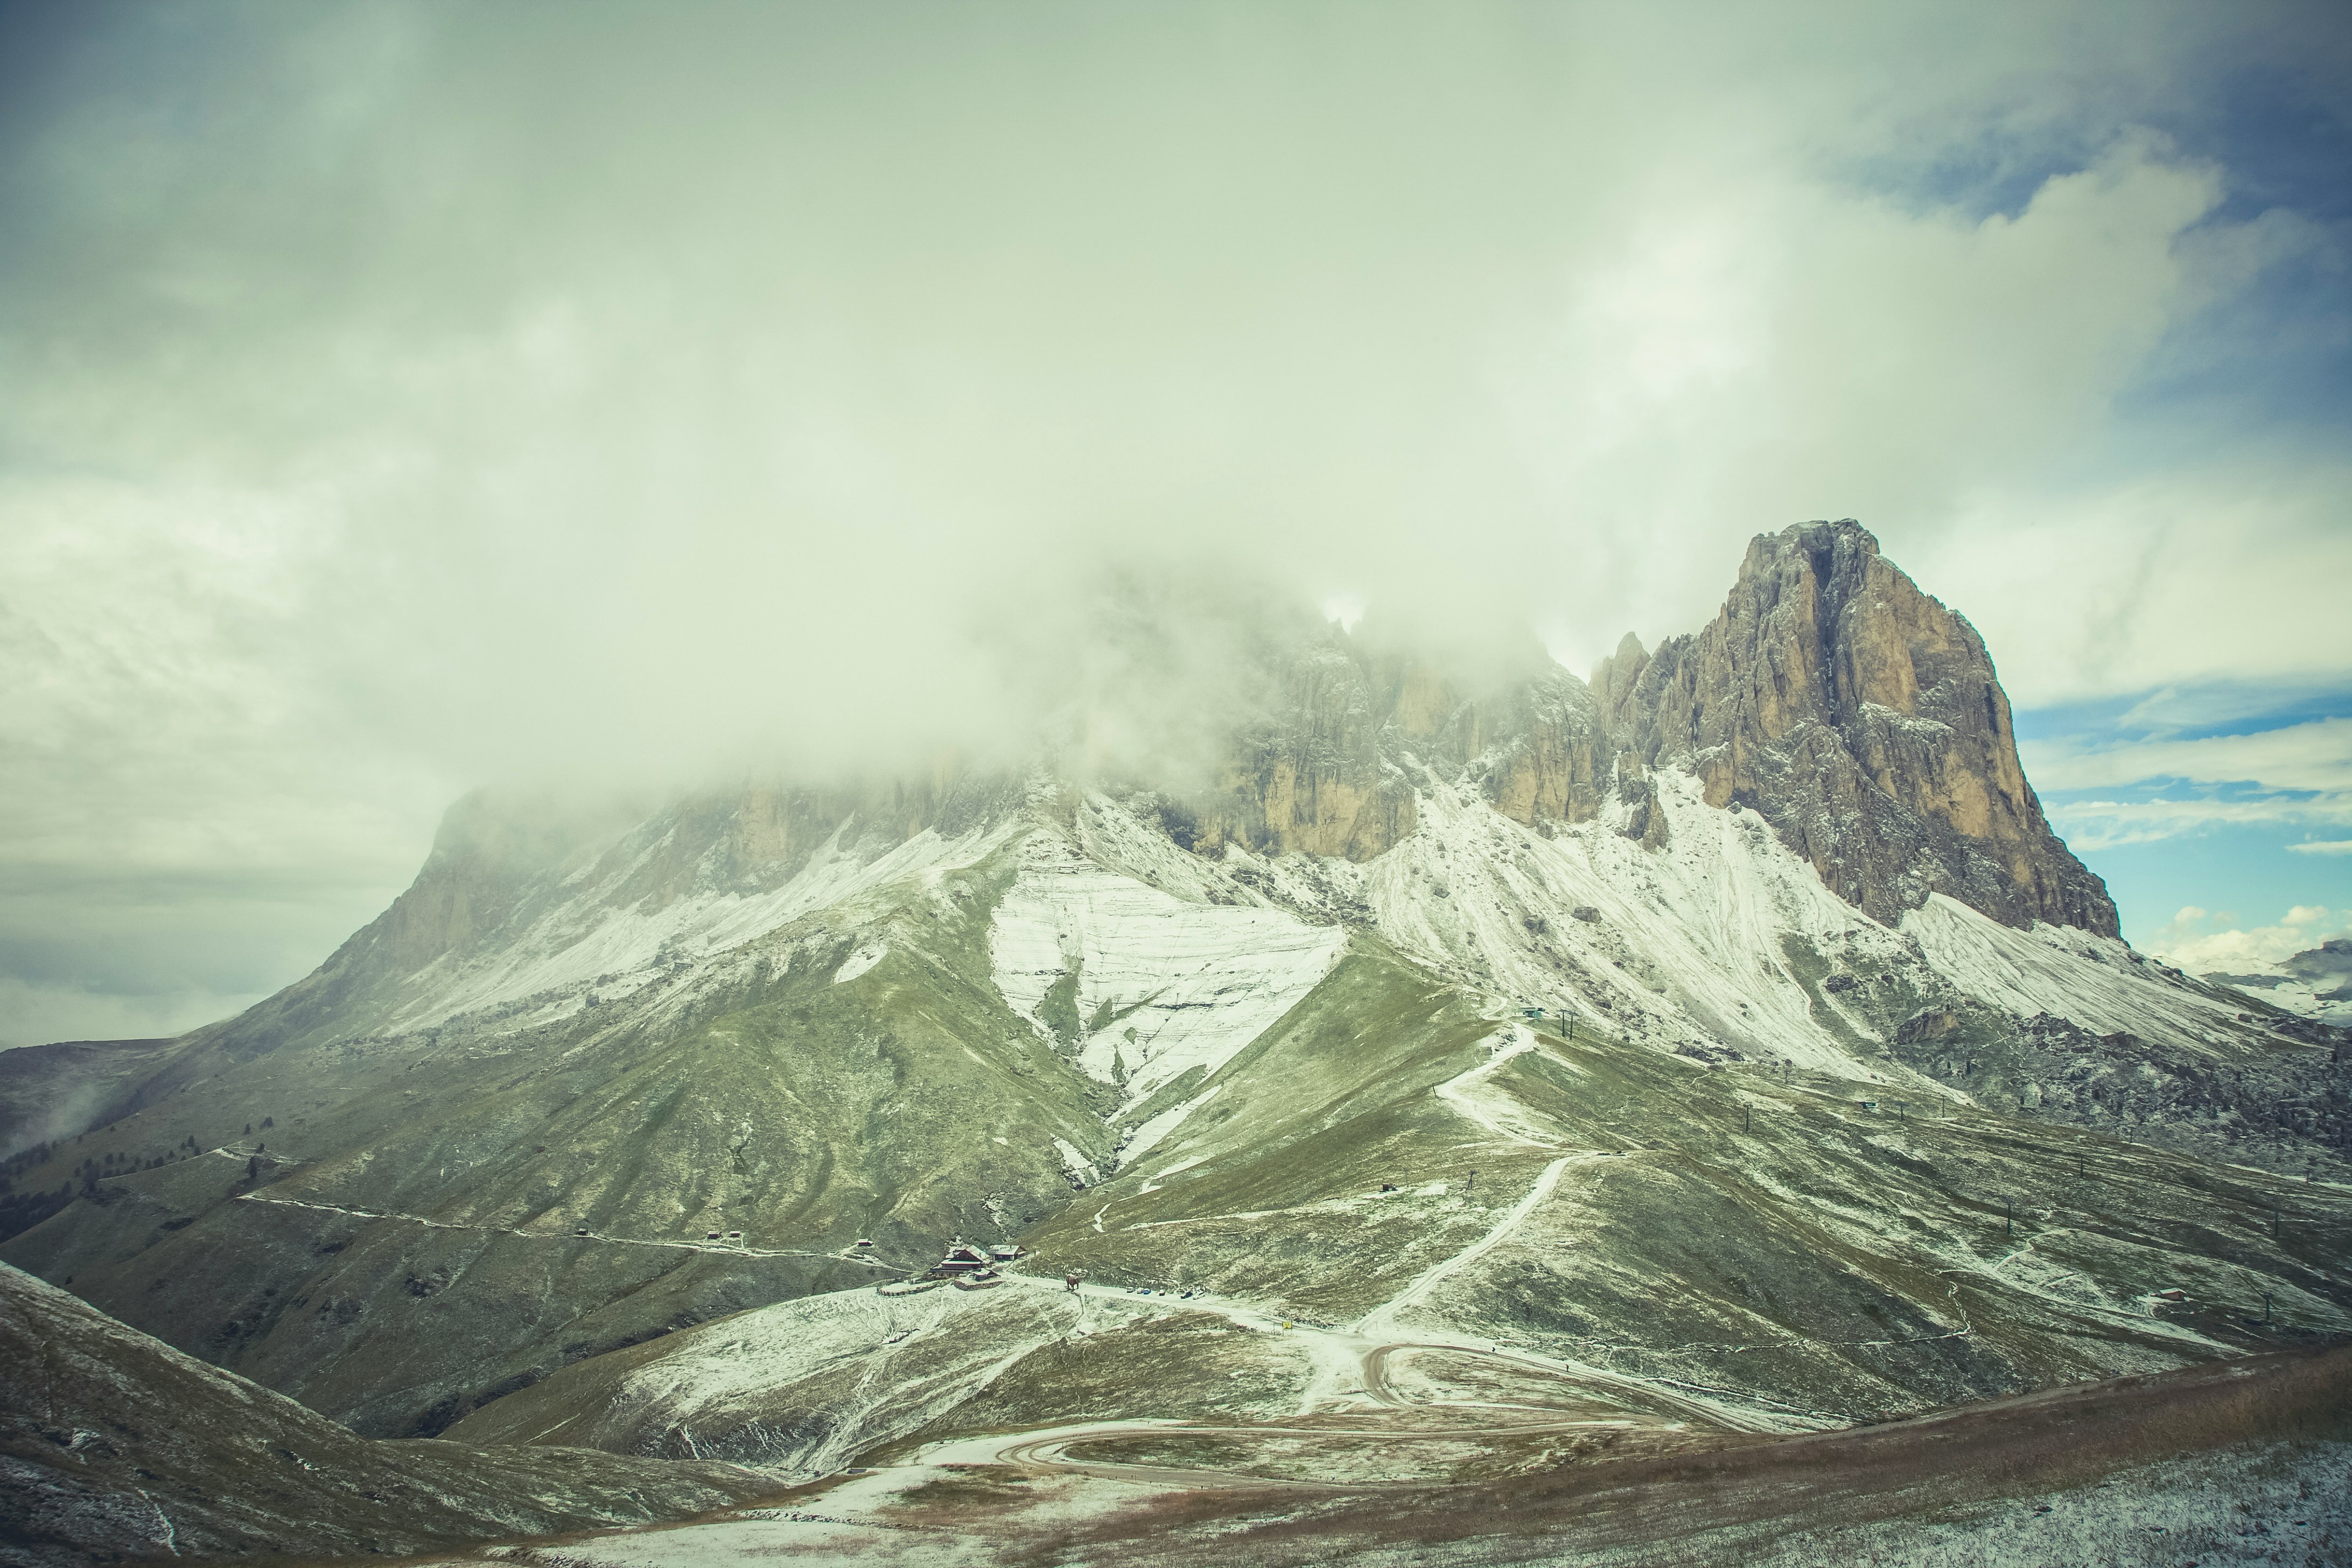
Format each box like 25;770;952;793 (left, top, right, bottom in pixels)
0;1262;773;1568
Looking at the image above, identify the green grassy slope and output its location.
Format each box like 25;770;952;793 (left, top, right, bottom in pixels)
0;1262;769;1566
1;843;1114;1436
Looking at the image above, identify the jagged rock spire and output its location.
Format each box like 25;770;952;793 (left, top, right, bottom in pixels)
1594;519;2117;935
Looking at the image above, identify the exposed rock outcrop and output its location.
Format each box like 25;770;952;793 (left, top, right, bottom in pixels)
1180;633;1611;860
1595;520;2117;935
1184;519;2111;939
1185;639;1419;858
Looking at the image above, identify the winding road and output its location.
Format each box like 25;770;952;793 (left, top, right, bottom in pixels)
909;1148;1794;1497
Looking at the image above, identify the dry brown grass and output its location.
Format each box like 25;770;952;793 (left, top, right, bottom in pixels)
1007;1342;2352;1566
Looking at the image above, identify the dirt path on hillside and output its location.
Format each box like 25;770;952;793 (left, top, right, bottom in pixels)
1353;1153;1574;1342
234;1189;895;1269
1000;1150;1803;1440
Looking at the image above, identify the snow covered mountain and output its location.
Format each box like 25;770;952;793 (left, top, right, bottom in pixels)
2203;938;2352;1029
3;521;2343;1499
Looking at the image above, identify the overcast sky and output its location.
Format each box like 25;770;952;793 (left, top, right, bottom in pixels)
3;1;2349;1045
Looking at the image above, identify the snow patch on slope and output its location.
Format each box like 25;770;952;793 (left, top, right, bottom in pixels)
1902;894;2244;1047
1118;1084;1223;1170
600;1285;1072;1474
395;820;1019;1032
1053;1137;1102;1188
831;944;887;985
990;829;1346;1113
1365;771;1909;1077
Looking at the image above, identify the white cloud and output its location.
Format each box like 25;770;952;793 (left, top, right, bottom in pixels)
2041;793;2352;852
2288;840;2352;856
2147;905;2348;975
2024;716;2352;850
2024;717;2352;795
0;978;267;1053
1921;470;2352;712
1;2;2347;1039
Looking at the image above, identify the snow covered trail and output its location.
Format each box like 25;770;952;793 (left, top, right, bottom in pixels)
1433;1024;1565;1147
1354;1156;1574;1342
995;1163;1773;1427
993;1270;1784;1437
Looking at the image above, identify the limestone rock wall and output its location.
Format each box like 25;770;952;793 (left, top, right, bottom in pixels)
1182;636;1610;860
1594;520;2117;935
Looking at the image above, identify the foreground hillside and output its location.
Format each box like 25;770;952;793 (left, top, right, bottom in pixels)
406;1346;2352;1567
0;1262;769;1567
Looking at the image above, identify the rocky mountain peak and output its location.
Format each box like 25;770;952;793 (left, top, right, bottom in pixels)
1597;519;2117;935
284;516;2117;1062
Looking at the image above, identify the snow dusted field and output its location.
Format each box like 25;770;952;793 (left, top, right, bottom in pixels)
990;829;1345;1112
416;1364;2352;1568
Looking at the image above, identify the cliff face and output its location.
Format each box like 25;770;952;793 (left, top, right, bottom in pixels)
1178;637;1609;860
1185;639;1419;858
1170;519;2107;936
1594;520;2117;935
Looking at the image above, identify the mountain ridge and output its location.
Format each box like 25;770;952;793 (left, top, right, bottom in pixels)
2;519;2342;1492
